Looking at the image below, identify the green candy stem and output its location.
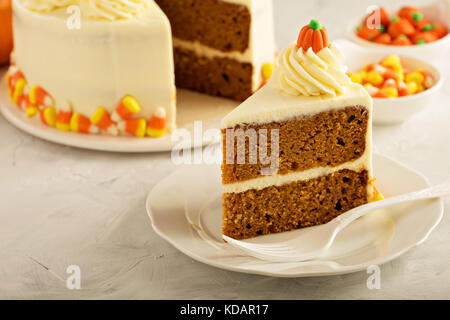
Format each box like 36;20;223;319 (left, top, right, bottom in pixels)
391;16;399;23
416;39;426;45
309;19;322;30
412;12;423;22
423;24;436;31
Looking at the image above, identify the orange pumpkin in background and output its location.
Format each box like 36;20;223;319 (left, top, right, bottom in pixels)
388;17;415;38
0;0;13;65
398;6;421;25
297;19;329;53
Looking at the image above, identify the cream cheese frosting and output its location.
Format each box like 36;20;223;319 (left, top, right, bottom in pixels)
274;42;352;97
21;0;151;20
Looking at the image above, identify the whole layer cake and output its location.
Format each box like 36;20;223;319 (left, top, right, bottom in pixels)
6;0;276;137
221;20;377;240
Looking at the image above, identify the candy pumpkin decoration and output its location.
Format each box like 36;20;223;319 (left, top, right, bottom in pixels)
392;35;412;46
388;17;415;38
0;0;13;65
374;33;391;45
356;25;381;41
398;6;421;25
412;31;439;44
364;7;390;27
296;19;329;53
432;23;448;38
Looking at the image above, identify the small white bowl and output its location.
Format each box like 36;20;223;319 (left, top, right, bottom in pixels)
335;39;443;126
346;1;450;62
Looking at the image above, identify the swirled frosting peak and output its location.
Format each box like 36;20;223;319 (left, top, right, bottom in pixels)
20;0;151;21
274;20;351;97
274;42;352;97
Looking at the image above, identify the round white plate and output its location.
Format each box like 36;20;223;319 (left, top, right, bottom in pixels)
146;154;443;277
0;69;236;152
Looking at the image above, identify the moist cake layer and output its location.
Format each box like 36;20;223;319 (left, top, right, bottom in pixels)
222;106;369;184
155;0;251;53
174;47;253;101
223;169;369;239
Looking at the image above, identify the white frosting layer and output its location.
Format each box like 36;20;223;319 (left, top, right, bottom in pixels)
223;147;372;194
13;0;176;130
21;0;152;21
221;81;372;128
172;38;252;63
275;42;351;97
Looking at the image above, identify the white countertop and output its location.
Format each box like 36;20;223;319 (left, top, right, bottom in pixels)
1;0;449;299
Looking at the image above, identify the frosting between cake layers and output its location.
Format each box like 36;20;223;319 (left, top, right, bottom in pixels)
222;146;372;194
274;42;351;97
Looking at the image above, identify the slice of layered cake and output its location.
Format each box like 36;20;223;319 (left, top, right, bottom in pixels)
221;20;375;240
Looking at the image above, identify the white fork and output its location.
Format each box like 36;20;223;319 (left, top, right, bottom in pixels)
223;179;450;263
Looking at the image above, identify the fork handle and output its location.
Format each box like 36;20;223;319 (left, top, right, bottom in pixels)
333;178;450;233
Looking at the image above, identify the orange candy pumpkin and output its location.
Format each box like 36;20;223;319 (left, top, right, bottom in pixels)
296;19;329;53
432;23;448;38
364;7;390;27
412;31;439;44
398;6;421;25
388;17;415;38
357;25;381;41
392;35;412;46
0;0;13;65
374;33;392;45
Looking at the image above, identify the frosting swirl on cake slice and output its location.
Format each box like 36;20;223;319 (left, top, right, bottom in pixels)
275;42;351;97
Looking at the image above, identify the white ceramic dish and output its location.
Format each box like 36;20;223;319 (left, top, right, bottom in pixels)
336;39;443;126
0;69;236;153
346;0;450;62
146;154;443;278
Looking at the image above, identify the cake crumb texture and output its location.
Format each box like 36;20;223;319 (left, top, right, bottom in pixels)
174;47;253;101
222;106;369;184
155;0;251;53
222;169;369;239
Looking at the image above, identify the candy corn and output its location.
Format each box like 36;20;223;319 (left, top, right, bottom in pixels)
398;81;410;96
111;95;141;122
40;107;57;127
118;118;147;137
70;113;99;134
147;107;167;138
55;100;73;131
350;55;433;98
29;85;54;108
258;62;275;89
16;94;28;110
91;107;118;136
11;78;27;104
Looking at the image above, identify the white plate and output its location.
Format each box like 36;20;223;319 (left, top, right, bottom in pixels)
0;69;236;152
146;154;443;277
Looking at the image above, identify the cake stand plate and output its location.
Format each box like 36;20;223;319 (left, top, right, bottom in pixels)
0;70;237;153
146;154;443;277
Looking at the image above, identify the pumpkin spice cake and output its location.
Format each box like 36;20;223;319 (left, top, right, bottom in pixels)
221;20;377;240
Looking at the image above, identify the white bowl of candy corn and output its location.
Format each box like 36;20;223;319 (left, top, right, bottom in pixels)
336;39;443;125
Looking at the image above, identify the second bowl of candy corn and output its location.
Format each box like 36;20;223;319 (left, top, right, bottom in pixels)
336;39;443;125
347;3;450;61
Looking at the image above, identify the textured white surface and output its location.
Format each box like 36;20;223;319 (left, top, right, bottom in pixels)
0;0;449;299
